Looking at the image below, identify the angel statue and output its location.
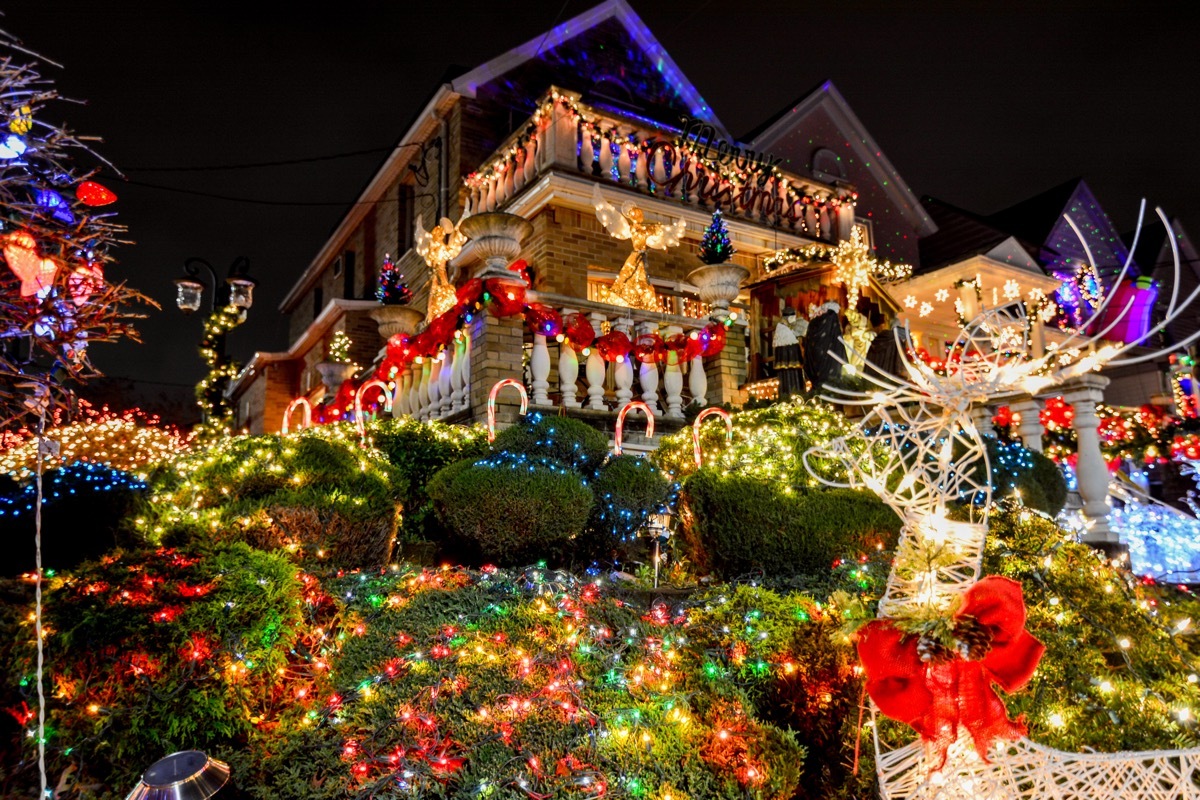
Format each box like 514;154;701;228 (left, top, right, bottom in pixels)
415;215;467;323
842;307;876;373
592;184;687;311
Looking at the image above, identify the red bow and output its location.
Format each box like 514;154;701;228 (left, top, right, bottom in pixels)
856;576;1044;768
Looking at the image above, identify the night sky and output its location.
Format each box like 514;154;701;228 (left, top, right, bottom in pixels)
5;0;1198;394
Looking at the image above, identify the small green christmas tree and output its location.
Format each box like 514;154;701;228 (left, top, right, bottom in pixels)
698;209;736;265
328;331;355;365
376;252;413;305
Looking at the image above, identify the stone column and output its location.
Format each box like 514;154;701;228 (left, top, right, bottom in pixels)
466;311;526;430
969;404;995;438
704;317;747;406
1010;397;1043;453
1063;375;1118;550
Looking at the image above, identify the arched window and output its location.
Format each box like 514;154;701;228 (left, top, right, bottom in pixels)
811;148;845;182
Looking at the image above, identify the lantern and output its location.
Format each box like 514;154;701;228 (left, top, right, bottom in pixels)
226;276;256;310
174;277;205;314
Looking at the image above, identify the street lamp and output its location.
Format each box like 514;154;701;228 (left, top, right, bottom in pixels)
174;256;256;314
174;257;255;426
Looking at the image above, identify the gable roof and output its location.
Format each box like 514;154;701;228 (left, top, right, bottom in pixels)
985;177;1083;247
450;0;727;137
918;196;1044;276
743;80;935;237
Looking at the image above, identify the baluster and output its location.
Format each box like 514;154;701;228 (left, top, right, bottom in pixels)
689;351;707;407
663;324;684;418
438;348;453;417
463;190;475;219
503;158;515;201
426;354;442;419
450;331;467;414
620;139;633;187
531;332;551;405
591;130;602;176
576;119;586;172
613;317;634;408
407;363;421;419
524;136;537;182
586;312;608;410
485;180;496;213
558;307;581;408
636;321;661;415
514;149;527;192
395;366;412;417
458;329;472;414
416;358;431;420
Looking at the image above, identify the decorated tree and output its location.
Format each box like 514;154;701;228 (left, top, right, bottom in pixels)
698;208;735;265
0;35;151;428
328;330;355;365
375;252;413;305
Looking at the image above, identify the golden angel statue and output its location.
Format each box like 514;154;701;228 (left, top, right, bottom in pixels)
842;307;876;373
414;215;467;323
592;184;687;311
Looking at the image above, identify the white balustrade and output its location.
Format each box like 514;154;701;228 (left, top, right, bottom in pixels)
663;324;684;418
558;307;581;408
531;333;551;405
1011;397;1043;453
394;367;412;417
689;353;707;407
416;358;431;420
426;355;441;420
450;331;468;414
438;348;453;417
1064;375;1116;545
586;311;607;410
636;321;661;415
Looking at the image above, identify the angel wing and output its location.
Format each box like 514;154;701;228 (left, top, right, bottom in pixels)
592;184;631;240
644;216;687;251
414;214;433;260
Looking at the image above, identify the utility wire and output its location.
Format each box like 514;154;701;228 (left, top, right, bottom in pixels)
107;175;404;207
121;143;418;173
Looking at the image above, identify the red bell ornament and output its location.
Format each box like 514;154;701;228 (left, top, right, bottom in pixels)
524;303;562;337
484;277;526;317
562;313;595;350
595;330;632;362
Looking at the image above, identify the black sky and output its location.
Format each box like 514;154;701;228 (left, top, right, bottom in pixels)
4;0;1199;392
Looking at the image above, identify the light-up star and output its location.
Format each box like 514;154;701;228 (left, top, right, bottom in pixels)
904;295;917;309
800;226;911;309
935;288;949;303
918;302;934;318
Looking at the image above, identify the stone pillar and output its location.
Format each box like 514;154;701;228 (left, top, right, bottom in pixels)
1063;375;1118;549
1010;397;1043;453
466;312;526;430
969;404;995;438
704;318;747;406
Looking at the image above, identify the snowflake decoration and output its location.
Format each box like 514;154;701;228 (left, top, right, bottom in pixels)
935;288;949;303
918;302;934;318
1003;279;1022;300
904;295;917;309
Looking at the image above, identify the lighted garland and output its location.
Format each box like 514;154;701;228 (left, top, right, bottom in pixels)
193;303;246;439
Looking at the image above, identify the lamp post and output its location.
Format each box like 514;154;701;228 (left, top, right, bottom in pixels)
174;257;256;426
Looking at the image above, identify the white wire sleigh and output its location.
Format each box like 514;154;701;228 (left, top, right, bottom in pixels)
803;203;1200;800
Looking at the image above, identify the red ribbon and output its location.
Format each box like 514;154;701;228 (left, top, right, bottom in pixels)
856;576;1044;768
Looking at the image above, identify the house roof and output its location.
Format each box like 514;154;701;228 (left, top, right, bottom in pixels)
743;80;935;237
450;0;727;137
985;177;1083;248
918;196;1021;273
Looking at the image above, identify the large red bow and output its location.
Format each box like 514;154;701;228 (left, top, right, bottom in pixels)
856;576;1044;768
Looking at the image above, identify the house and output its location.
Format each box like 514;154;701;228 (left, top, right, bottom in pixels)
227;0;934;437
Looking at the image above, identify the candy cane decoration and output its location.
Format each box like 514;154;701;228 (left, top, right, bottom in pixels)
281;397;313;434
487;378;528;443
354;379;393;438
692;406;733;468
614;400;655;455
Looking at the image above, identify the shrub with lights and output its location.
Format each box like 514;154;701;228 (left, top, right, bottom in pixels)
0;399;188;477
137;429;403;568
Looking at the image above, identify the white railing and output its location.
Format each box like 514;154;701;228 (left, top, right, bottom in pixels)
390;329;470;423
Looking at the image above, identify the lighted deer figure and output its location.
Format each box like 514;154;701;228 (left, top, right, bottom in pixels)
804;203;1200;800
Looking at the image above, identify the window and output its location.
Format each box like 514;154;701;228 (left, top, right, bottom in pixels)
331;256;343;279
313;286;324;321
811;148;846;182
342;250;356;299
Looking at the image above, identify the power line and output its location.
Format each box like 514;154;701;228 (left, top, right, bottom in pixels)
110;175;404;207
120;142;420;173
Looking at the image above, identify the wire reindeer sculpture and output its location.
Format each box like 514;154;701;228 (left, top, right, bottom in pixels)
804;202;1200;799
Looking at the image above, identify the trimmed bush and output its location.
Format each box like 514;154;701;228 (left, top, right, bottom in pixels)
368;417;488;546
140;430;403;568
977;438;1068;516
587;454;675;548
681;469;900;579
0;464;147;576
427;453;593;565
492;411;610;476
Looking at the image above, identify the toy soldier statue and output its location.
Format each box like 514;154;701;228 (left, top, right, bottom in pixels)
774;306;806;399
804;300;846;395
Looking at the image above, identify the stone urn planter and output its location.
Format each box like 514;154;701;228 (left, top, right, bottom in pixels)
370;304;425;339
687;262;750;317
459;212;534;281
314;361;358;399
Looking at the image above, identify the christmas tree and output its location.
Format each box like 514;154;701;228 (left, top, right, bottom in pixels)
698;209;735;264
376;252;413;305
